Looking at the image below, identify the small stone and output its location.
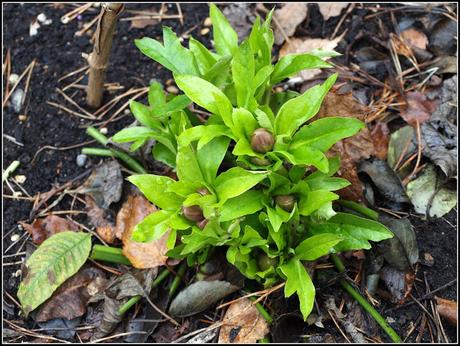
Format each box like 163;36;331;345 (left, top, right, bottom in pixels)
37;13;52;25
166;78;174;86
166;85;179;94
200;27;210;36
14;175;26;184
11;88;25;113
29;21;40;36
10;234;20;242
9;73;19;85
13;269;22;278
179;37;185;43
76;154;87;167
123;108;130;115
99;127;108;135
423;252;434;266
203;17;212;27
18;114;27;122
386;316;396;323
93;2;101;7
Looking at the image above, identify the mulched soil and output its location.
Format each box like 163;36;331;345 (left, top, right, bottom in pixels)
3;3;457;343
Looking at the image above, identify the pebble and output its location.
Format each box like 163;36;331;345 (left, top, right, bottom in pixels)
166;85;179;94
11;88;25;113
37;13;52;25
423;252;434;266
203;17;212;27
18;114;27;122
200;27;210;36
99;127;108;135
93;2;101;8
9;73;19;85
76;154;87;167
123;108;131;115
29;20;40;36
10;234;20;242
14;175;26;184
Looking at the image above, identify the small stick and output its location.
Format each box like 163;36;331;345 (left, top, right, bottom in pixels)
176;3;184;25
58;65;89;82
46;100;95;120
61;3;93;24
2;160;20;182
2;60;35;108
86;3;124;108
4;48;11;100
402;119;422;186
56;88;95;118
75;15;99;37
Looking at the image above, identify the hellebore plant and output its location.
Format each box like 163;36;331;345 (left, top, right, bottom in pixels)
112;4;394;321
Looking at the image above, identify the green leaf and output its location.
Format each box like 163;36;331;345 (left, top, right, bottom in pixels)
135;27;199;75
232;40;255;108
308;212;394;252
291;117;364;152
178;125;234;149
18;232;92;316
215;167;268;204
189;37;218;75
174;74;233;127
305;176;351;191
151;95;192;117
132;210;190;243
267;206;290;232
275;148;329;173
295;234;343;261
152;142;176;168
210;3;238;56
148;82;166;109
219;190;265;222
274;73;338;137
197;136;230;184
128;174;183;210
232;108;258;140
112;126;159;143
130;100;162;129
279;258;315;321
202;55;232;86
271;53;333;85
298;190;339;216
176;143;205;183
254;108;274;132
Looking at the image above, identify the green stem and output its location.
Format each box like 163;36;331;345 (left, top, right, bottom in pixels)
258;336;271;343
118;268;171;316
86;126;109;146
90;245;132;266
250;296;273;324
330;254;402;343
168;261;187;298
337;200;379;221
2;160;20;182
81;147;113;157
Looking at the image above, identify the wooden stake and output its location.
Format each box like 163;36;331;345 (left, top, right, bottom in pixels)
86;3;123;108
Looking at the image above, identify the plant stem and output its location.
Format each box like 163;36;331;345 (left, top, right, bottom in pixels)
337;200;379;221
3;160;20;182
86;126;109;145
330;254;402;343
118;268;171;316
90;244;132;265
249;296;273;324
81;147;113;157
259;336;271;343
168;261;187;298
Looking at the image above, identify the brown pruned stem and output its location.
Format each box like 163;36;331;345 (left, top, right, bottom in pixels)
86;3;124;108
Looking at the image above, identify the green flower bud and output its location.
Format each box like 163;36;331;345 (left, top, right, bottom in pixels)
275;195;296;212
250;156;272;166
251;128;275;153
257;254;278;271
182;205;204;222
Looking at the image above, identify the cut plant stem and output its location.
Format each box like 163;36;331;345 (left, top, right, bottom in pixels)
90;244;132;266
330;254;402;343
86;126;109;145
168;261;187;298
118;268;171;316
3;160;20;182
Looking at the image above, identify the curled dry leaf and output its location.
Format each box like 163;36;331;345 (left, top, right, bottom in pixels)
379;266;415;304
20;215;79;245
318;3;349;21
435;296;457;326
35;267;107;322
399;91;437;127
273;3;308;45
400;28;428;50
218;298;269;343
85;195;116;244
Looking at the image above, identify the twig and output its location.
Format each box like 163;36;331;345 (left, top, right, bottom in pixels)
176;3;184;25
46;100;95;120
330;4;354;40
75;15;99;36
2;160;20;182
31;140;96;165
58;65;89;82
4;48;11;101
402;119;422;186
2;60;35;109
56;88;95;118
61;3;93;24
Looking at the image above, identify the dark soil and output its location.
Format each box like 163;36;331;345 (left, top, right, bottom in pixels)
3;3;457;343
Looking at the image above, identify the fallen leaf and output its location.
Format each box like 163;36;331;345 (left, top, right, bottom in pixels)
400;28;428;50
370;122;390;160
218;298;269;343
130;17;158;29
20;215;79;245
273;3;308;45
81;161;123;209
428;17;457;55
399;91;437;127
35;267;107;322
435;296;457;326
386;125;417;172
37;317;80;340
280;36;342;81
169;280;240;318
318;3;349;21
406;164;457;218
379;266;415;304
187;329;219;343
85;195;116;244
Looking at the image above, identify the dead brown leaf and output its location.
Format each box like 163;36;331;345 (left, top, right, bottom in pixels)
20;215;79;245
218;298;269;343
400;28;428;50
85;195;116;244
318;3;349;21
130;17;158;29
370;122;390;160
399;91;437;127
435;296;457;326
280;36;342;81
35;267;107;322
273;3;308;45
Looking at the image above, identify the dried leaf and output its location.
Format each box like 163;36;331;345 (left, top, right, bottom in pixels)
318;3;349;21
380;266;415;304
85;195;116;244
20;215;79;245
273;3;308;45
169;280;240;318
81;161;123;209
280;36;341;81
35;267;106;322
130;17;158;29
370;122;390;160
218;298;269;343
387;125;417;171
399;91;437;127
401;28;428;50
435;296;457;326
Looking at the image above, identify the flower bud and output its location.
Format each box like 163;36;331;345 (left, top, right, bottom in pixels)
196;218;208;229
251;128;275;153
250;156;272;166
182;205;204;222
197;187;210;196
275;195;296;212
257;254;278;271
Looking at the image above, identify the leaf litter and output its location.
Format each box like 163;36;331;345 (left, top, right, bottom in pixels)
20;215;79;245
